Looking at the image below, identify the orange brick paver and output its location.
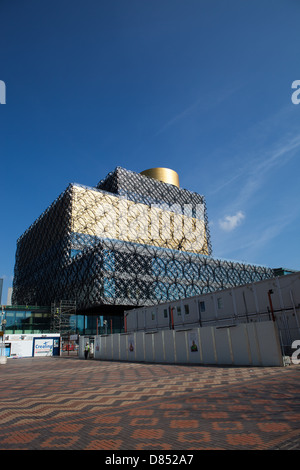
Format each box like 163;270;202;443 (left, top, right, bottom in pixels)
0;357;299;451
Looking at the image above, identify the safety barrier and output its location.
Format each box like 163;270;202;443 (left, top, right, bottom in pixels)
80;320;284;367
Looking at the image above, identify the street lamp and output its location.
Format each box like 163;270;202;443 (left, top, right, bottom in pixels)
1;307;6;337
0;308;7;364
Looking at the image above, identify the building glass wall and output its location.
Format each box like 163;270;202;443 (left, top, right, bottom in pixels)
1;306;124;336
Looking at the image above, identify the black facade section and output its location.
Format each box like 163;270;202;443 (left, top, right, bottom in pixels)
12;186;73;306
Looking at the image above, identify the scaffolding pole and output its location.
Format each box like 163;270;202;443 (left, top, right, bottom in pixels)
51;300;76;334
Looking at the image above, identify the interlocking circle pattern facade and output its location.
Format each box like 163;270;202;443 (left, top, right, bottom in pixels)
12;167;274;311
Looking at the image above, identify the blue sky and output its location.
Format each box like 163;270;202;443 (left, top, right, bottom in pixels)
1;0;300;304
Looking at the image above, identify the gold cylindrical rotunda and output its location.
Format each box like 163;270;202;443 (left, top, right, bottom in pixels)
140;167;180;188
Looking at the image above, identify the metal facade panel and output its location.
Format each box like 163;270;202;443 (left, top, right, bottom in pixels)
12;167;274;312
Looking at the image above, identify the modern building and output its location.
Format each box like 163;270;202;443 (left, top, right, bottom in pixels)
6;287;13;306
12;166;275;331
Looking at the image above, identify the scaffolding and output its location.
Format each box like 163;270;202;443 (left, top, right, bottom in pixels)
51;300;76;334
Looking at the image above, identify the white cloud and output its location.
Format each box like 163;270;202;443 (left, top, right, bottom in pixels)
155;83;243;137
219;211;245;232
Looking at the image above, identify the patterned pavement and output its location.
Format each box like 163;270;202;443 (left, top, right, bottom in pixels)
0;356;299;451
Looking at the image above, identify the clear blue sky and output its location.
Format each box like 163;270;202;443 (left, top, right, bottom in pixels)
1;0;300;304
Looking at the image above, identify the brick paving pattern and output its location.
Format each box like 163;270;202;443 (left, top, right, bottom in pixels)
0;357;299;450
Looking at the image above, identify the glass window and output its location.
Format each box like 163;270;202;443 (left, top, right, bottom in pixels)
184;304;189;315
103;250;115;272
163;309;168;318
217;297;223;309
199;301;205;312
70;249;82;258
5;312;15;329
15;312;25;328
103;277;115;298
151;312;156;321
177;306;181;316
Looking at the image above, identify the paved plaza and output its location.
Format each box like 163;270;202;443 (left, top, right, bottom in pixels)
0;356;299;451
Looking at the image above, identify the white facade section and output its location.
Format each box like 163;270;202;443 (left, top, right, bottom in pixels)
125;272;300;353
